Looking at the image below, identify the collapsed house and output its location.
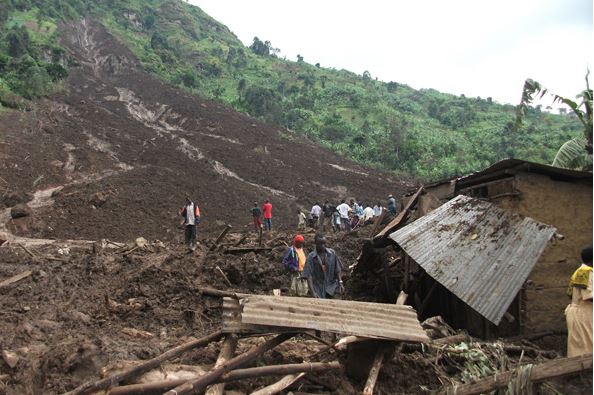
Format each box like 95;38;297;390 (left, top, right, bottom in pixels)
361;159;593;338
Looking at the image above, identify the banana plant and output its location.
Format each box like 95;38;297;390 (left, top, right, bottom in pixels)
515;71;593;170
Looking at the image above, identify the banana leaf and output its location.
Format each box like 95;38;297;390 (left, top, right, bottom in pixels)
552;137;593;170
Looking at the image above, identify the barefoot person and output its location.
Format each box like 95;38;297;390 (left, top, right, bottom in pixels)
303;233;344;299
179;196;200;251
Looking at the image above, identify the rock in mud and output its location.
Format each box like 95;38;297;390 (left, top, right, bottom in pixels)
2;350;19;369
10;204;31;219
3;191;33;207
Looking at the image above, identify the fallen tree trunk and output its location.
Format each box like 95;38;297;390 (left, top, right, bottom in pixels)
107;362;340;395
63;330;223;395
165;333;295;395
439;353;593;395
205;335;238;395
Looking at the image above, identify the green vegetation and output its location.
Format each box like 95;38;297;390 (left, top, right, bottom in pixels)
0;0;586;180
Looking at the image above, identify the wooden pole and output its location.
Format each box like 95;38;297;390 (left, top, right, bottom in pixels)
107;362;341;395
198;287;246;298
362;348;385;395
210;225;232;251
439;353;593;395
205;335;238;395
63;330;223;395
214;266;233;288
165;333;295;395
0;270;32;288
258;225;263;246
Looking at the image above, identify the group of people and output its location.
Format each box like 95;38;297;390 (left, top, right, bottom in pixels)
181;195;591;358
299;196;398;232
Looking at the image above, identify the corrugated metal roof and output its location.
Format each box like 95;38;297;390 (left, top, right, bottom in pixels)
222;297;292;334
390;194;556;325
236;295;429;342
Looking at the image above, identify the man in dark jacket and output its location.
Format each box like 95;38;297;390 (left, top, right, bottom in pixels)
303;233;344;299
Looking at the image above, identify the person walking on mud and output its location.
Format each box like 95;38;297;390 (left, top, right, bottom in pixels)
262;199;273;231
303;233;344;299
251;202;262;232
282;234;309;296
180;196;201;251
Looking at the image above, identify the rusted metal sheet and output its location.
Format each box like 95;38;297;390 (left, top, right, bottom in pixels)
236;295;429;342
390;194;556;325
222;297;291;334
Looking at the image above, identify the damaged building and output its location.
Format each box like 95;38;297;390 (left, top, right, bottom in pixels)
362;159;592;339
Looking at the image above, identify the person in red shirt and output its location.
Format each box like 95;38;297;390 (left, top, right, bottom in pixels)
262;199;273;231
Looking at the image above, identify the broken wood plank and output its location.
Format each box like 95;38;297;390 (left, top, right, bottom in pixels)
439;353;593;395
0;270;32;288
233;234;248;247
250;373;306;395
374;186;423;239
224;246;272;254
165;333;295;395
210;225;232;251
205;335;238;395
363;348;385;395
63;330;223;395
368;210;387;238
107;361;340;395
214;266;233;288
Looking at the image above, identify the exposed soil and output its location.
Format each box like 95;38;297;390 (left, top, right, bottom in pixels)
0;17;590;395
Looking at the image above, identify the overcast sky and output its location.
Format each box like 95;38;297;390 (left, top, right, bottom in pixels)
190;0;592;107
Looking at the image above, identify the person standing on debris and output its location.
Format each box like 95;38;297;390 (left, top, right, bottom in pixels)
262;199;273;231
251;202;262;232
331;208;341;233
297;209;307;231
373;201;383;217
363;204;375;225
282;234;309;296
565;245;593;357
179;196;200;251
387;194;398;215
336;199;351;231
303;233;344;299
322;201;333;231
310;202;322;229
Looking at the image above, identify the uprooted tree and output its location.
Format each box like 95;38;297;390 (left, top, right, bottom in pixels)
515;71;593;170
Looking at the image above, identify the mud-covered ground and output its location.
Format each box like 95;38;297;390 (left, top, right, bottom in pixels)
1;227;590;394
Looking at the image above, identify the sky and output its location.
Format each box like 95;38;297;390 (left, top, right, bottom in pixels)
190;0;593;107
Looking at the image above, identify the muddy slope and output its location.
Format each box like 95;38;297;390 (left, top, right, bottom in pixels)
0;18;412;243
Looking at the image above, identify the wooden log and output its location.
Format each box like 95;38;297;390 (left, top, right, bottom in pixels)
107;362;340;395
165;333;295;395
224;246;272;254
432;333;469;345
258;225;263;246
198;287;246;298
250;373;306;395
205;335;238;395
0;270;32;288
63;330;223;395
210;225;232;251
362;348;385;395
234;234;248;247
439;353;593;395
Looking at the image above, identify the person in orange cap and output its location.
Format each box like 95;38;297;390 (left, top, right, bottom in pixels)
282;234;309;296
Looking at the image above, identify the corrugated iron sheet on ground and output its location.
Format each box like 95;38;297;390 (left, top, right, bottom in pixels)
232;295;429;343
390;194;556;325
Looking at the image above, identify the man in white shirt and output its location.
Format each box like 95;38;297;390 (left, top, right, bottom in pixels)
336;199;351;231
310;202;322;228
363;204;375;225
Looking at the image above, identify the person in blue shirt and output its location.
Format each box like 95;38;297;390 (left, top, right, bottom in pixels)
302;233;344;299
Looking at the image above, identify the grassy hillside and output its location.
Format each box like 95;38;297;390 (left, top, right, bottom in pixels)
0;0;585;180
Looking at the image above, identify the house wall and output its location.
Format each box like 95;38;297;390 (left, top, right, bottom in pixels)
510;173;592;336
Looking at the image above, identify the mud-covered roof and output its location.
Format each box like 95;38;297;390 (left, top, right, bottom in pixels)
389;195;556;325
